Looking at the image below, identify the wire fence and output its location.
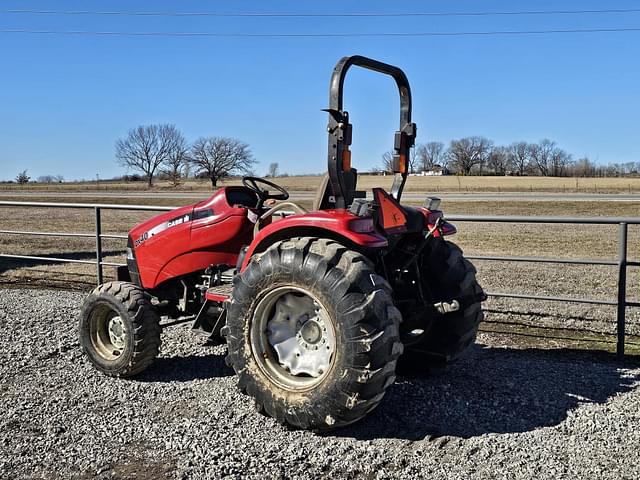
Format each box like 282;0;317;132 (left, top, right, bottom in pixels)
1;201;639;357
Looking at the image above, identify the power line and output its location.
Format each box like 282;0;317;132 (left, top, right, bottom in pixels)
1;27;639;37
2;8;640;18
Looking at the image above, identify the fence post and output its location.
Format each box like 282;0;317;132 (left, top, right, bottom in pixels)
95;207;103;286
616;222;628;358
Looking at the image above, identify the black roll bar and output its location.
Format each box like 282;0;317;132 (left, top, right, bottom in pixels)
326;55;417;208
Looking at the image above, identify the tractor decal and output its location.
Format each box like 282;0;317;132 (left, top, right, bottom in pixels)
136;214;191;246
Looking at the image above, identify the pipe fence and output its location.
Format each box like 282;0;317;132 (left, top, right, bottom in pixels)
1;201;638;357
0;201;174;285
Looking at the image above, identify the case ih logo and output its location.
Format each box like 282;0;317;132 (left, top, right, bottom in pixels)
167;214;190;228
135;214;191;247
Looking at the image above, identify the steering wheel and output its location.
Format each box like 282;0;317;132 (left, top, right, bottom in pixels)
242;176;289;208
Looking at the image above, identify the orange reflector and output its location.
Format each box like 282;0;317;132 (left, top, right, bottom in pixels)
342;149;352;170
373;187;407;234
398;154;407;173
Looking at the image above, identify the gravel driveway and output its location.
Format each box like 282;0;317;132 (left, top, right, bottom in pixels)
1;288;639;479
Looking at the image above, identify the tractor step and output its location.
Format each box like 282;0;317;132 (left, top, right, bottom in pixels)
205;283;234;302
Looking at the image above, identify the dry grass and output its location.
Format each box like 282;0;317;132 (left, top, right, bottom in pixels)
3;174;640;194
445;201;640;259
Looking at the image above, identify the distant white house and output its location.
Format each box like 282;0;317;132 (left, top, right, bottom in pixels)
411;165;450;176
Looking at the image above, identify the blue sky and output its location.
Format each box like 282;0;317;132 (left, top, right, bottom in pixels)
1;1;639;181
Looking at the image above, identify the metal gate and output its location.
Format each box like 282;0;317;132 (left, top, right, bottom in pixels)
1;201;638;357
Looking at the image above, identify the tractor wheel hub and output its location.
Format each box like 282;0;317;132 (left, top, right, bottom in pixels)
299;320;322;345
261;290;335;379
107;316;126;349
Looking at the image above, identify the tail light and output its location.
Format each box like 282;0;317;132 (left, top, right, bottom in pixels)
349;218;375;233
425;210;457;236
440;221;457;236
427;211;443;225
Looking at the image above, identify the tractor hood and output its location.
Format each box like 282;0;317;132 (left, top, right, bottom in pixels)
128;186;257;289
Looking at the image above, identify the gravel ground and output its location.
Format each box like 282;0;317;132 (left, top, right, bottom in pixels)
1;288;640;479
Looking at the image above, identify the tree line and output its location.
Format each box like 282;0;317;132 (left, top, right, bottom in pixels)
381;137;638;177
115;124;256;188
9;131;638;185
12;171;64;184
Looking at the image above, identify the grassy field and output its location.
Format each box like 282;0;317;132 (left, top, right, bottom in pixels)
2;187;640;355
3;174;640;194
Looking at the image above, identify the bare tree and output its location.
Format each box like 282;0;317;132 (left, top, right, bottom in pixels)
487;146;510;175
528;139;556;176
190;136;256;188
529;139;572;176
381;151;394;173
550;148;572;177
115;124;185;187
36;174;64;183
507;142;531;175
416;142;446;172
408;148;419;174
15;170;30;184
267;162;279;177
37;175;55;183
447;137;493;175
162;132;189;187
573;157;596;177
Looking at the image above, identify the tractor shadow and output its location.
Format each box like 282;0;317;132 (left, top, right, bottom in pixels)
137;352;234;382
0;249;125;275
334;344;640;441
0;249;126;290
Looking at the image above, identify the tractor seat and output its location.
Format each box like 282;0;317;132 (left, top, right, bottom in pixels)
253;201;308;237
312;171;361;211
402;205;427;233
312;174;332;211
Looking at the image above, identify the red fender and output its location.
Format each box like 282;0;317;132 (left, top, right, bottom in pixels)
240;209;387;271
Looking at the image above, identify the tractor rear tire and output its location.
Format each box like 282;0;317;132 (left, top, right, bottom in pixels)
401;239;484;371
224;237;403;430
79;281;161;377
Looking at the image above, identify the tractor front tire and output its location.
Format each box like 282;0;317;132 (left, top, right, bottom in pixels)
79;281;161;377
225;238;403;430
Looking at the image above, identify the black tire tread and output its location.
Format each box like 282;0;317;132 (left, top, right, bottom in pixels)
225;237;403;430
81;281;161;377
410;240;484;362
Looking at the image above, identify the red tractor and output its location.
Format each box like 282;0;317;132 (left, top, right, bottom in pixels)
79;56;485;429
